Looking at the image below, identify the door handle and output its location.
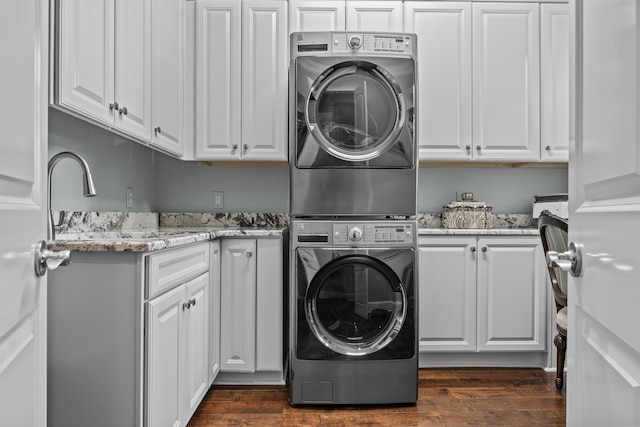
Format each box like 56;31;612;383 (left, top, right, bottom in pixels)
546;242;583;277
34;240;71;277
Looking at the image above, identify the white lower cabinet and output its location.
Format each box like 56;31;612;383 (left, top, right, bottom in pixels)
147;272;210;426
209;240;222;386
47;242;210;427
217;237;284;383
418;235;546;364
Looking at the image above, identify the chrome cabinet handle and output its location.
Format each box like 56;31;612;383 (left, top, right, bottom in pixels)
481;247;487;252
154;126;161;135
476;145;482;151
547;242;583;277
546;145;551;151
470;247;476;252
109;102;119;111
247;251;253;258
465;145;471;151
232;144;238;150
119;106;128;115
34;240;70;277
182;298;197;310
243;144;248;151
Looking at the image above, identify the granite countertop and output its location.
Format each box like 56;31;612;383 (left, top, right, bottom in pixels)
48;212;287;252
47;211;538;252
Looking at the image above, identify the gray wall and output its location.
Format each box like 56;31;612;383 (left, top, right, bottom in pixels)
48;109;567;215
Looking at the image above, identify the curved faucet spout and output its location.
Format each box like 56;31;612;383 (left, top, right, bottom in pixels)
47;151;98;240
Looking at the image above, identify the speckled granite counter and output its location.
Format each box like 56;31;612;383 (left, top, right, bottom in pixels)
417;212;538;235
48;212;287;252
47;211;537;252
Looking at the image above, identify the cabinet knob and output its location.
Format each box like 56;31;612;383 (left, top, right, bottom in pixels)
545;145;552;151
481;247;487;252
476;145;482;151
246;251;253;258
232;144;238;150
465;145;471;151
154;126;161;135
470;247;476;252
119;106;128;115
243;144;248;151
109;102;119;111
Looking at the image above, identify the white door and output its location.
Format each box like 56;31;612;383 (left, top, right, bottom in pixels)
0;1;48;426
568;0;640;425
288;0;346;32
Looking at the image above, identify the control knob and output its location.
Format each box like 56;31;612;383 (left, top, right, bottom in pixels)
348;226;363;242
348;35;362;50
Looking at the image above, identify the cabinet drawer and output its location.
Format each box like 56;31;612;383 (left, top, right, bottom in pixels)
147;243;210;299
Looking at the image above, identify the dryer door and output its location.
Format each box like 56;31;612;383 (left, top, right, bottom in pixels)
303;252;407;356
295;57;415;167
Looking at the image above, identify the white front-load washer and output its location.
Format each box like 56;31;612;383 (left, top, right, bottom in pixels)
288;219;418;405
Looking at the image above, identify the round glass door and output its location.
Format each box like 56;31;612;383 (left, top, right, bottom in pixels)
305;254;406;356
305;61;406;162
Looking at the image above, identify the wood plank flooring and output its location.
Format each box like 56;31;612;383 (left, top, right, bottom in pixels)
187;368;566;426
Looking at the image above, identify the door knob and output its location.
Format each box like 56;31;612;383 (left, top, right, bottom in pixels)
546;242;583;277
34;240;71;277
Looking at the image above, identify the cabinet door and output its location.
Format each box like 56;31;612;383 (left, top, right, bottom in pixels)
540;3;569;162
194;0;242;160
114;0;152;142
147;285;185;427
220;239;257;372
241;0;288;160
184;273;210;420
405;2;472;161
476;236;545;351
57;0;114;125
472;3;540;161
151;0;186;157
418;236;477;352
288;0;346;32
346;1;403;32
209;241;221;386
255;238;283;371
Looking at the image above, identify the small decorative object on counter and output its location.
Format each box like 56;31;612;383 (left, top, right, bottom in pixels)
442;193;494;229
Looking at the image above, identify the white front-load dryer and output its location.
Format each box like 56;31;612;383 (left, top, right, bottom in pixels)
289;32;418;217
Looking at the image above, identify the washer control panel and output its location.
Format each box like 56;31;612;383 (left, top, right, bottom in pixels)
333;33;413;54
332;223;414;245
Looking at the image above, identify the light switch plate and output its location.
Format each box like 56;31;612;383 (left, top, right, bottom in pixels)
213;191;224;209
126;187;134;209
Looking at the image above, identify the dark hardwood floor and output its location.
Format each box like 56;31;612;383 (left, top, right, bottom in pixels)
188;368;566;426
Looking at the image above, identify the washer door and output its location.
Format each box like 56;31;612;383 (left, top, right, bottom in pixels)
305;61;406;162
305;254;407;356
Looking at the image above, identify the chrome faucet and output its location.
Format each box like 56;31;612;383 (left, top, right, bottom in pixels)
47;151;98;240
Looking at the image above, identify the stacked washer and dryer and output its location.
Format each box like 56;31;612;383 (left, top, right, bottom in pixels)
288;31;419;405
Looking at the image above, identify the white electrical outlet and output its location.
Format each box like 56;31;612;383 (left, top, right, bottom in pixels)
213;191;224;209
126;187;134;209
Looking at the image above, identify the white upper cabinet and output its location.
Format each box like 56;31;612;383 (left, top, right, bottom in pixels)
405;2;472;160
57;0;115;124
151;0;188;157
57;0;152;143
115;0;152;142
289;0;346;32
472;3;540;161
289;0;402;33
540;3;569;162
56;0;190;157
194;0;287;161
346;1;403;31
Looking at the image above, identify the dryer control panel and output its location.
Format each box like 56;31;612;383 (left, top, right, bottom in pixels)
291;31;417;58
